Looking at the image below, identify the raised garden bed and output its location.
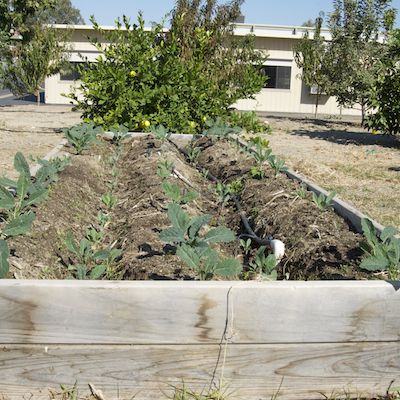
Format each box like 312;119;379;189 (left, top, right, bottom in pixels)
0;133;399;399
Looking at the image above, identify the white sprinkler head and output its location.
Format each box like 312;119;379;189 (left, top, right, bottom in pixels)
270;239;285;261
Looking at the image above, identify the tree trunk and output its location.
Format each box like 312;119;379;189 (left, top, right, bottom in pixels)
35;89;40;107
361;100;366;126
315;92;320;118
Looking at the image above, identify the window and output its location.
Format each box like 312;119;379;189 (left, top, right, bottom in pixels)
59;62;83;81
261;66;291;89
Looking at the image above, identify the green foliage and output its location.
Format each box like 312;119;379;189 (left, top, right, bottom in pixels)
251;143;272;165
366;29;400;135
249;136;270;148
64;231;122;280
312;190;336;211
157;160;174;180
0;239;10;279
35;156;71;187
295;183;308;199
101;192;117;210
227;111;269;133
63;123;102;155
267;155;288;176
215;182;232;204
186;145;201;165
240;238;252;255
110;124;129;145
249;245;278;280
152;125;171;142
203;118;242;141
294;14;332;117
249;165;264;180
162;181;198;205
70;5;265;133
325;0;396;122
34;0;85;25
160;203;241;279
359;218;400;279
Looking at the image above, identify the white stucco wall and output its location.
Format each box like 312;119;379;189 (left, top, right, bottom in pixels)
45;24;361;117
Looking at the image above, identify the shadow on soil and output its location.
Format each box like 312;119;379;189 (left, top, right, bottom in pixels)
290;129;400;149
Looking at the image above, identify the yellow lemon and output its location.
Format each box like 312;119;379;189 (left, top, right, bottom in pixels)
129;70;137;78
142;120;151;128
189;121;196;128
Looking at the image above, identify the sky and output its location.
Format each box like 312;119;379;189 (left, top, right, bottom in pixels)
71;0;400;27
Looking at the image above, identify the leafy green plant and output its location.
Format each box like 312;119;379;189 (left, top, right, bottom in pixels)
64;231;121;280
227;111;268;133
203;118;242;141
240;238;252;255
215;182;232;204
312;190;336;211
160;204;241;279
157;160;174;180
249;246;278;280
249;136;270;148
227;179;243;195
152;125;171;142
295;183;308;199
268;155;288;176
85;225;104;246
97;210;109;228
162;181;198;205
186;145;201;165
34;156;71;187
101;192;117;210
252;143;273;165
110;124;129;145
63;123;102;155
359;218;400;279
249;165;265;180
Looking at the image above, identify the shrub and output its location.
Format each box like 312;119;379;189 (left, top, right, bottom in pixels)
70;4;266;133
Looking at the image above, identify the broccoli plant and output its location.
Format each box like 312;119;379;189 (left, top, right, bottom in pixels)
160;204;241;279
359;218;400;280
162;181;198;205
151;125;171;142
157;160;174;180
63;123;103;155
268;155;288;177
249;245;278;280
203;118;242;141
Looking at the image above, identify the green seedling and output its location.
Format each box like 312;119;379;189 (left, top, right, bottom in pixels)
249;245;278;280
200;168;209;179
64;231;121;280
160;204;241;280
151;124;171;142
203;118;242;140
359;218;400;279
85;225;104;245
34;156;71;188
162;181;198;205
249;165;265;179
186;145;201;165
249;136;270;148
227;179;243;195
97;210;109;228
268;155;288;176
215;182;232;204
157;160;174;180
240;238;252;255
312;190;336;211
295;183;308;199
110;124;129;145
101;192;117;209
63;122;103;155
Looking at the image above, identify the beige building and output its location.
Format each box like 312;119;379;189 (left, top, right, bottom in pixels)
45;23;361;116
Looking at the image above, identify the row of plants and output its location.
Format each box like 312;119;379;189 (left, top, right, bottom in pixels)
0;153;71;278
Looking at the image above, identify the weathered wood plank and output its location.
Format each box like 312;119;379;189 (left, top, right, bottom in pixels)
0;343;399;400
0;281;399;344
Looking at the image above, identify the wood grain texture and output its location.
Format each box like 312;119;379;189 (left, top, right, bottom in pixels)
0;280;399;344
0;343;399;400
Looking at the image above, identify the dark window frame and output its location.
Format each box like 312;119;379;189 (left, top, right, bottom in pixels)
261;65;292;90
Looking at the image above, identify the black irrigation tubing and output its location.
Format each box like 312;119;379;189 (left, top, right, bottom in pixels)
167;137;273;247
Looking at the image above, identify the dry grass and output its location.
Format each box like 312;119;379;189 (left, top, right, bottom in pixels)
264;116;400;229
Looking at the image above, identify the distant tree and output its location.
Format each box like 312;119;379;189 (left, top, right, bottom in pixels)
35;0;85;25
2;26;69;105
294;14;332;117
325;0;396;123
302;19;316;27
365;29;400;135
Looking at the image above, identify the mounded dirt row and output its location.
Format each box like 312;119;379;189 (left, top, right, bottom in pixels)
195;137;366;280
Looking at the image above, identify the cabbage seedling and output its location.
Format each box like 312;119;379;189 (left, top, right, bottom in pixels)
359;218;400;279
151;125;171;142
101;192;117;209
268;155;288;176
162;181;198;205
249;246;278;280
157;160;174;180
63;123;102;155
312;191;336;211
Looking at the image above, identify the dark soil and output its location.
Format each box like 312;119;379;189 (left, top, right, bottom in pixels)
6;135;370;281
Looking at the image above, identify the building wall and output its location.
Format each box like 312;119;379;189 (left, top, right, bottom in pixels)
45;27;361;116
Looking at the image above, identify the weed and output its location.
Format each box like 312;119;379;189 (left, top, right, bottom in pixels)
227;179;243;195
359;218;400;279
160;204;241;279
63;123;102;155
312;191;336;211
249;165;264;179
